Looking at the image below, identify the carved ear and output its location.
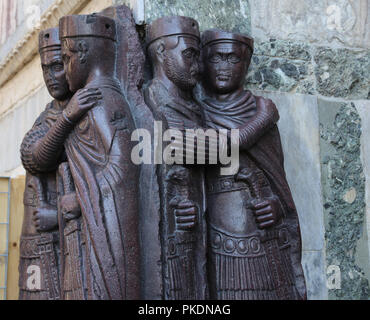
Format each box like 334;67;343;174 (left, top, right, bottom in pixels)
77;40;89;64
156;41;166;63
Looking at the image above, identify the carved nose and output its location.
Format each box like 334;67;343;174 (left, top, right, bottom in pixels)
46;69;56;83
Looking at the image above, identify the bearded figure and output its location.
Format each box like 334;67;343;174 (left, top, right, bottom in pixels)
144;16;208;300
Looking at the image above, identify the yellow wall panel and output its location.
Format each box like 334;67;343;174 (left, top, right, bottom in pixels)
7;176;25;300
0;179;9;193
0;194;8;224
0;258;5;288
0;225;6;255
0;289;5;300
0;177;8;300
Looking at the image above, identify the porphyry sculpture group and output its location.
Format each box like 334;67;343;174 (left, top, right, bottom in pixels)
18;5;307;300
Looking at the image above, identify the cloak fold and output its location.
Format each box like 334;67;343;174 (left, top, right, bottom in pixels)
201;90;307;299
64;80;139;300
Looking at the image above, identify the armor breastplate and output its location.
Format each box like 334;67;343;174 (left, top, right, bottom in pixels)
206;155;264;235
206;154;298;300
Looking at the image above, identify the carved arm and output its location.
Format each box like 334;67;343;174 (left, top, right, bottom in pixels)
237;97;280;151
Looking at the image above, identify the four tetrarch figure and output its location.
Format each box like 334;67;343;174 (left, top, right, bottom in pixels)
19;5;307;300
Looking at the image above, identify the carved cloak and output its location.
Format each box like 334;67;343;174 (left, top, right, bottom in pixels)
201;90;307;299
64;78;140;300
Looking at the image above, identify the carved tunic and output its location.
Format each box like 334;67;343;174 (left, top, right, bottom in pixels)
144;78;208;300
201;90;307;300
57;162;86;300
19;101;62;300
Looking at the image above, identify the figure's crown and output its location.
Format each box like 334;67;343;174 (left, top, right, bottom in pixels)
39;28;61;52
201;29;254;53
59;14;116;41
146;16;200;47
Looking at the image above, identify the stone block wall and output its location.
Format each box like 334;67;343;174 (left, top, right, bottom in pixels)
248;0;370;300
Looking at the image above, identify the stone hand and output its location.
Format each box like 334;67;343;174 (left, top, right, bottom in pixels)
252;196;283;230
60;193;81;222
32;205;58;232
174;199;198;231
63;88;102;123
166;130;220;164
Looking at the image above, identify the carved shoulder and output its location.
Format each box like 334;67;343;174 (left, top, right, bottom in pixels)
254;95;280;124
144;81;172;127
238;95;280;150
144;80;168;112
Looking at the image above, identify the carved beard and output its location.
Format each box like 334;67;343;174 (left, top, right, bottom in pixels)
163;52;198;91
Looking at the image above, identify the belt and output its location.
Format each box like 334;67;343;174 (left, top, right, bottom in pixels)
209;225;291;258
207;176;250;195
20;232;59;258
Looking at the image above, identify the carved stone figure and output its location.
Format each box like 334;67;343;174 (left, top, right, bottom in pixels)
58;14;140;300
19;27;71;300
100;5;162;300
18;7;309;301
57;161;85;300
199;29;307;300
144;16;208;300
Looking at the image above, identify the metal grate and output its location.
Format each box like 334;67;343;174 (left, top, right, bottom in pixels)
0;177;10;300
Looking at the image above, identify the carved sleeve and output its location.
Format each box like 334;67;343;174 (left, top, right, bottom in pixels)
187;98;280;163
21;113;74;175
237;97;280;151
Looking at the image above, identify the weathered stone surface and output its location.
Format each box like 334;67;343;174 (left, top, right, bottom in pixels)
247;40;370;99
355;100;370;283
0;0;17;46
254;91;327;299
302;251;328;300
144;0;251;34
319;98;370;300
249;0;370;49
257;91;325;251
254;39;312;61
315;47;370;100
247;39;314;94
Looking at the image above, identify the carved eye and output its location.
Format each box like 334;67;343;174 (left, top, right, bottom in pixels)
53;64;64;72
209;54;221;63
228;53;241;64
182;48;194;59
62;54;70;65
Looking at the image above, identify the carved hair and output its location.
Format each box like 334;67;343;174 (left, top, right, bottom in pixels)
63;37;115;67
63;38;89;56
147;35;191;65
